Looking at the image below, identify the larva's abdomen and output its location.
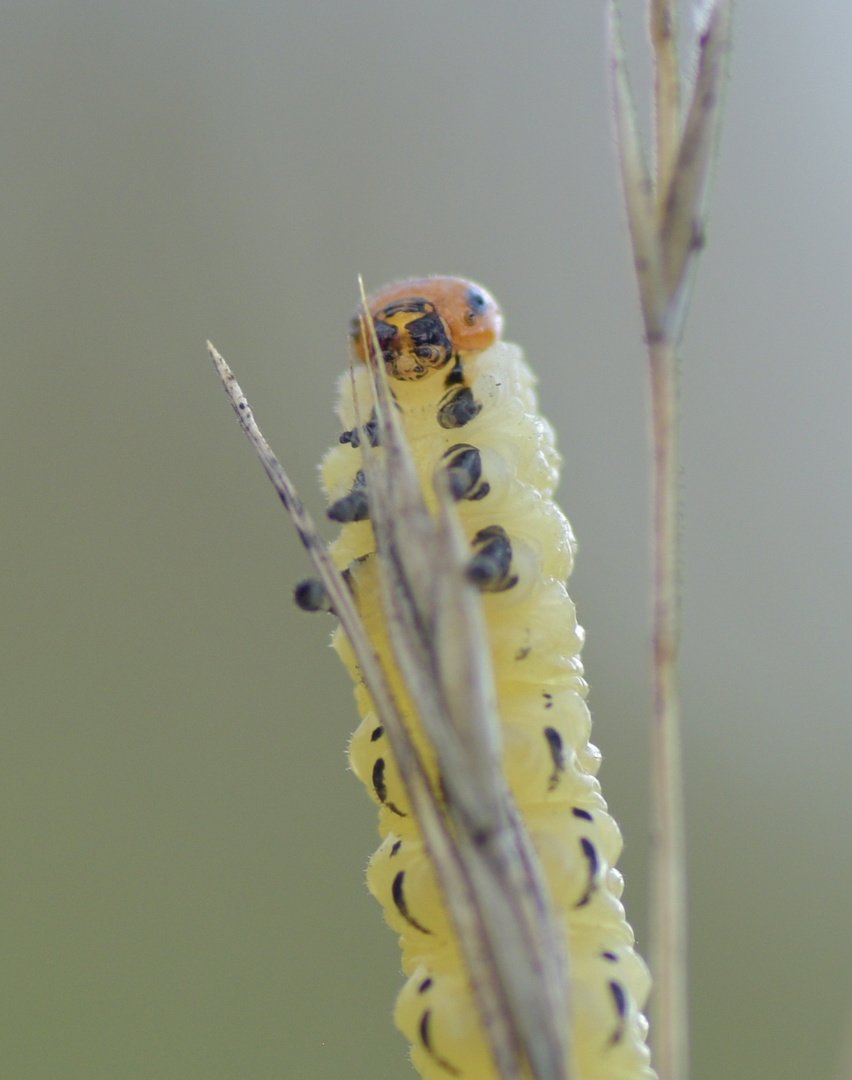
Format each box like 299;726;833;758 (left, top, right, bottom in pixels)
321;279;655;1080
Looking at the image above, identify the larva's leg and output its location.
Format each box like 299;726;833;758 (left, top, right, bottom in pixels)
293;578;332;613
339;411;380;448
294;565;355;613
327;470;369;523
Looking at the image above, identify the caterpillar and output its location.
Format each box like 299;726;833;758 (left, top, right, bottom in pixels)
295;277;656;1080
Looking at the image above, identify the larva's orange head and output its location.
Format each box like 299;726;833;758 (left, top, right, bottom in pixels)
351;277;503;381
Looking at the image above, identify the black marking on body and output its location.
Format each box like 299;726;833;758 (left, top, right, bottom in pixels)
608;981;628;1045
374;300;453;380
392;871;432;935
515;646;531;661
467;525;518;592
575;837;600;907
293;578;333;613
602;951;619;962
396;305;450;359
327;471;369;523
370;725;384;742
374;314;401;358
418;1009;460;1076
543;692;553;709
441;444;489;501
372;758;388;802
544;727;565;791
390;840;402;856
444;356;465;386
437;386;482;429
339;414;380;448
371;758;406;817
572;807;594;822
418;977;433;993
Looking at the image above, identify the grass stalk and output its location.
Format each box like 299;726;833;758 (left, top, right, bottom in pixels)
607;3;732;1078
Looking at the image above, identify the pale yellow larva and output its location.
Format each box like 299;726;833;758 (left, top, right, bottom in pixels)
298;277;656;1080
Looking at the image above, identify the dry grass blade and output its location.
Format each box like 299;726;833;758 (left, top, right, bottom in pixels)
608;2;666;340
660;0;733;336
650;0;681;203
606;4;732;1080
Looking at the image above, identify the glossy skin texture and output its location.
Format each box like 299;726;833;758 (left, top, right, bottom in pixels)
322;282;655;1080
351;277;504;380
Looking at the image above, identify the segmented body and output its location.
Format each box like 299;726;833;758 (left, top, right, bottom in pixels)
318;278;655;1080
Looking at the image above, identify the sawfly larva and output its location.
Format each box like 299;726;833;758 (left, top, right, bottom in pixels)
295;277;656;1080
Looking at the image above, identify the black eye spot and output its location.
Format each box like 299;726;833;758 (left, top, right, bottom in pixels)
467;288;486;312
464;288;488;324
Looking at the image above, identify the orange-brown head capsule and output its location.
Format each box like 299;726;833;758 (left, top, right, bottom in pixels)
351;277;503;381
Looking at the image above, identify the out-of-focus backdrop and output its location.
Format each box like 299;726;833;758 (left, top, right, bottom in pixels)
3;2;851;1078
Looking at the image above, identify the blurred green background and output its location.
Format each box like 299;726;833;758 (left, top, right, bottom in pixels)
3;2;852;1078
